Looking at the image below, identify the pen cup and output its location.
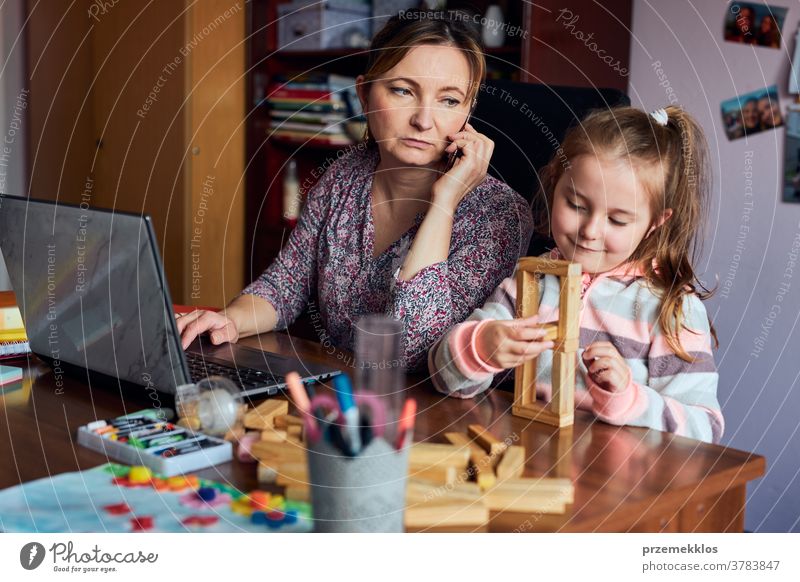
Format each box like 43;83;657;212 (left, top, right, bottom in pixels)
307;437;409;532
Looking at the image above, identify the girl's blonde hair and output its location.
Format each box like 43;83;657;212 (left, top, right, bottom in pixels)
535;105;715;360
359;10;485;144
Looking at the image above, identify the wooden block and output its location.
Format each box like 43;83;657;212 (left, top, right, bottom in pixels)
409;465;457;486
260;428;288;442
518;256;575;277
250;440;307;463
554;337;579;353
512;403;574;428
444;432;496;489
274;414;304;430
539;323;558;342
274;462;308;488
405;479;488;529
516;269;539;319
409;443;470;469
558;272;581;341
514;267;539;409
406;479;482;504
404;500;488;529
286;423;304;443
467;424;508;458
243;399;289;430
483;478;573;514
551;351;576;417
496;445;526;480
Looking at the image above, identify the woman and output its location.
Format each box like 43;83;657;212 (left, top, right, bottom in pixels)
177;11;532;370
756;14;781;48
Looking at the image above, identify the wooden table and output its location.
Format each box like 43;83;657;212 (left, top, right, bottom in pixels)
0;330;765;532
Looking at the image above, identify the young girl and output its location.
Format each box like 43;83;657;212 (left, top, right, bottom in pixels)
428;106;724;444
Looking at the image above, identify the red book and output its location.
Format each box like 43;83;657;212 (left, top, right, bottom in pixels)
268;85;332;101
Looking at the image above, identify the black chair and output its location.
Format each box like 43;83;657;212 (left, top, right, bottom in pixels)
470;80;630;255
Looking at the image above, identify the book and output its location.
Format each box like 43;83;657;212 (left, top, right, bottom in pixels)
270;109;347;124
0;297;30;360
0;364;22;386
270;129;352;145
269;120;345;135
0;301;26;342
0;340;30;360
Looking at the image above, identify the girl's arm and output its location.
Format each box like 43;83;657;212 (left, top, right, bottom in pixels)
588;295;724;444
428;278;516;398
389;184;532;370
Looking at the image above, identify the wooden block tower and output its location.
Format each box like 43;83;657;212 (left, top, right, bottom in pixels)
513;257;581;427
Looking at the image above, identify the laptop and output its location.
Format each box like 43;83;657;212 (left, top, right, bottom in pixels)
0;194;340;398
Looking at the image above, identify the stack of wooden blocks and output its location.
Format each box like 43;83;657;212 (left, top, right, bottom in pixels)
242;403;574;531
405;424;573;530
514;257;582;427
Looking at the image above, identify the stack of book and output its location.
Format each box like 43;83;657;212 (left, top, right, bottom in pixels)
0;292;30;360
266;73;364;146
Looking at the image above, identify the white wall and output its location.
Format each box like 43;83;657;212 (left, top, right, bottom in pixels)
630;0;800;532
0;0;27;290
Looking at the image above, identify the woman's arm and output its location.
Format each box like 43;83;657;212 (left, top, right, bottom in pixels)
178;158;340;348
398;123;494;281
176;294;277;349
240;161;340;330
389;182;533;370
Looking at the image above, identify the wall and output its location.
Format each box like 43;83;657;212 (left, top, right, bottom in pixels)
629;0;800;532
0;0;28;290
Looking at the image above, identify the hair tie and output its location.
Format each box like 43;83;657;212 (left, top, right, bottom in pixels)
650;108;669;126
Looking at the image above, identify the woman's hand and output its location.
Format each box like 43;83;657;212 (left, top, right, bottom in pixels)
475;316;555;370
581;342;632;393
432;123;494;214
175;310;240;350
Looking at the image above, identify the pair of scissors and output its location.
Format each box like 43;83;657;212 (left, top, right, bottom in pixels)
306;392;387;452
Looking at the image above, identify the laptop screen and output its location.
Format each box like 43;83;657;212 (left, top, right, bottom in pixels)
0;194;190;394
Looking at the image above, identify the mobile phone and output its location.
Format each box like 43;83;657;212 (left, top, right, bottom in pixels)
444;98;477;172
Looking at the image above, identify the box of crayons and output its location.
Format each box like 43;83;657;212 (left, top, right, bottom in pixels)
76;410;232;477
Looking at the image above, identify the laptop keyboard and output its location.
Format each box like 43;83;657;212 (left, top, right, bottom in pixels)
185;352;284;396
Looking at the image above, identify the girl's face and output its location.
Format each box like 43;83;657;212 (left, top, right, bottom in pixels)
550;155;671;275
357;45;473;168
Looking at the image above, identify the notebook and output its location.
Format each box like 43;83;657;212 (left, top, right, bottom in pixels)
0;298;29;360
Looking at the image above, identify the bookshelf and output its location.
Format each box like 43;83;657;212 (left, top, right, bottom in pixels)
244;1;631;280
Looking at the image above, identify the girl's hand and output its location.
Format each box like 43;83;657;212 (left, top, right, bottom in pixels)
176;310;240;350
581;342;632;393
476;315;555;370
432;123;494;214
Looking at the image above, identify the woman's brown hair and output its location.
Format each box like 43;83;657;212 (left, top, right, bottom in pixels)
359;9;486;143
535;105;716;360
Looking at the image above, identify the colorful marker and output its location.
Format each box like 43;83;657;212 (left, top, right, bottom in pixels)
333;374;361;454
394;398;417;450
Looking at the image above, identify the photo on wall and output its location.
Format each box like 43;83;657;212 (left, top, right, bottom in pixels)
723;2;787;49
782;107;800;203
721;85;783;140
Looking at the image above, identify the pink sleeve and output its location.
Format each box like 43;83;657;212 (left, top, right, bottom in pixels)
588;378;649;424
449;319;504;380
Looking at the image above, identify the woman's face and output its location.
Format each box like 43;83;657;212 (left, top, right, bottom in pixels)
357;45;473;168
759;97;781;127
760;16;774;33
